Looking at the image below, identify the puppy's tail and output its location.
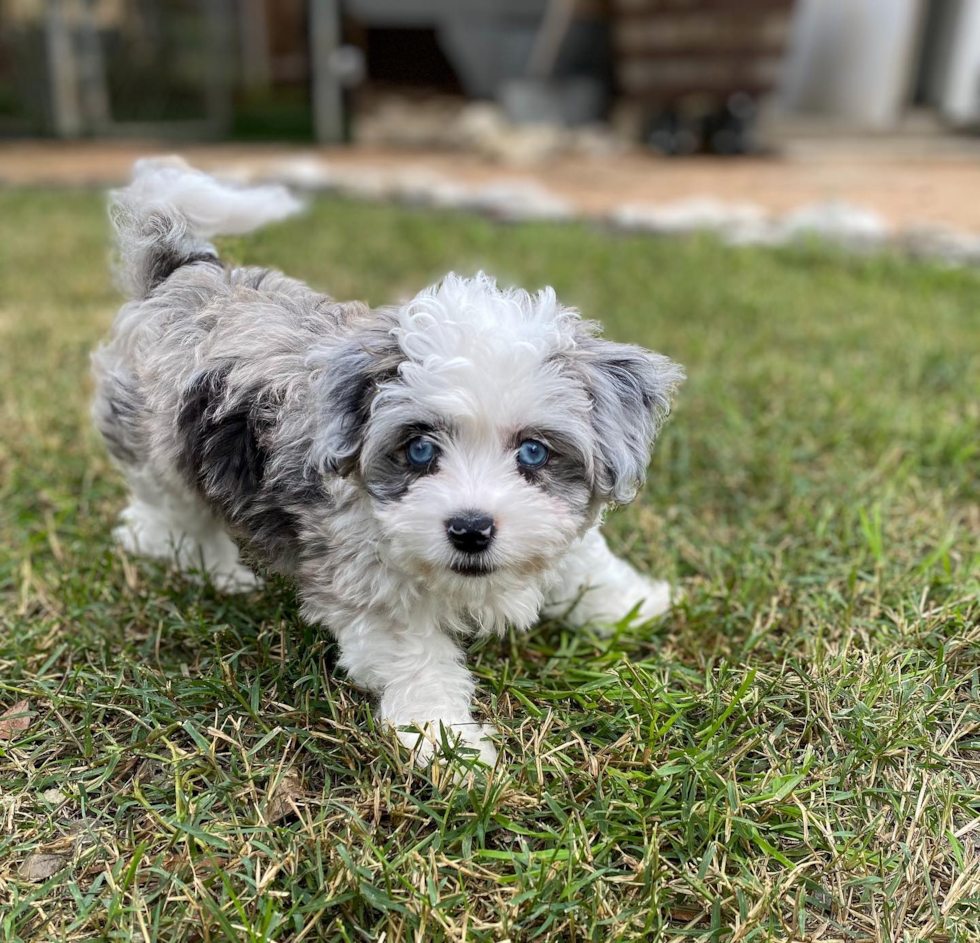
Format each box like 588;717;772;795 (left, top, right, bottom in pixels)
109;156;304;299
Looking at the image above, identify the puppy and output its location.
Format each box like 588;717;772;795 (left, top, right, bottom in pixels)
93;159;684;766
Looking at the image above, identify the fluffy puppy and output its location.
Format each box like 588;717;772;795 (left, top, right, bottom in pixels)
93;159;684;766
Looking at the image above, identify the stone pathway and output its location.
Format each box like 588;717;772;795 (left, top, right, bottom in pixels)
4;139;980;260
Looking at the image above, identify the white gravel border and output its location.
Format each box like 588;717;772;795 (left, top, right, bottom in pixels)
226;156;980;266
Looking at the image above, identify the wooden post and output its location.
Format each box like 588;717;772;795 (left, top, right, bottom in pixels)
240;0;272;91
77;0;111;131
310;0;345;143
204;0;234;138
44;0;82;137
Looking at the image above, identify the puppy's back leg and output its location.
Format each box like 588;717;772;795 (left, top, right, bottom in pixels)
112;466;262;594
94;370;260;593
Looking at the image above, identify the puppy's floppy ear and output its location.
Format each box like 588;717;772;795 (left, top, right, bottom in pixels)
309;306;403;477
571;327;684;504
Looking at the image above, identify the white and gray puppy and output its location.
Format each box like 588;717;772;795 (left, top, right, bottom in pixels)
93;159;685;766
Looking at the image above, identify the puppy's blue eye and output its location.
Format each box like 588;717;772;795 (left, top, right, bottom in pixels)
516;439;549;468
406;436;437;466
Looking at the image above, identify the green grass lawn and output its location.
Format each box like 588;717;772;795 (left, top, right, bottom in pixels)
1;189;979;942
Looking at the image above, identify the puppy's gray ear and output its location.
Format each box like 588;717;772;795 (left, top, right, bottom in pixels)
309;307;402;477
572;330;684;504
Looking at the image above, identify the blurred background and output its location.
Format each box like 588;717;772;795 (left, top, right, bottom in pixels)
4;0;980;147
2;0;980;243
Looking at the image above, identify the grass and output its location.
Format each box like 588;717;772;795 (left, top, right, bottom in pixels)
1;188;979;942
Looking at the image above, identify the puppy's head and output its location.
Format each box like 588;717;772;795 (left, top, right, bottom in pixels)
312;273;683;607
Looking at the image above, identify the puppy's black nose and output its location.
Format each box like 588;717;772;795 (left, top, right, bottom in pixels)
446;512;495;554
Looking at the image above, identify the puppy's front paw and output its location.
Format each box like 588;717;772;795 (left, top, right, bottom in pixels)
209;564;265;595
628;576;675;622
568;575;677;631
389;718;498;771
